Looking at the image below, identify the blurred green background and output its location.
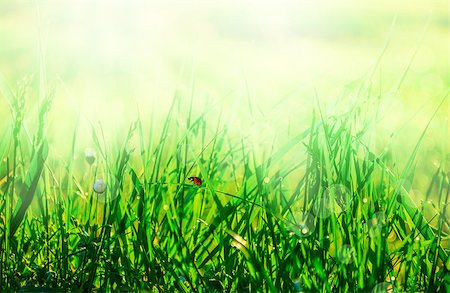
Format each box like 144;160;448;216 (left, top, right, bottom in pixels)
0;0;448;190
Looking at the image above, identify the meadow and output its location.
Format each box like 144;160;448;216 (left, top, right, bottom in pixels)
0;1;449;292
0;78;448;292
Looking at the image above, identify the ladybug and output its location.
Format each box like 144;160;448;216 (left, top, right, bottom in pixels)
188;177;202;186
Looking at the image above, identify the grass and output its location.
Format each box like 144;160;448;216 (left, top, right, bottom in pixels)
0;75;448;292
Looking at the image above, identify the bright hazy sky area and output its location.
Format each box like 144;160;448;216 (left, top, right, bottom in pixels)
0;0;448;177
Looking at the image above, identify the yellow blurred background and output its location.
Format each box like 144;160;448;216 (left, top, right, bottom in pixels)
0;0;448;190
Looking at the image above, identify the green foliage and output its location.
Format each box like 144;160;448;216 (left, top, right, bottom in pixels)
0;80;448;292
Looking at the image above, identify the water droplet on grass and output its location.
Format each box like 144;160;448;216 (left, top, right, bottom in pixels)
287;211;315;237
93;179;106;194
263;177;270;184
84;148;96;165
94;178;120;203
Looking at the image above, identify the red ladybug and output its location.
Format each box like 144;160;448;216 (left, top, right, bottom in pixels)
188;177;202;186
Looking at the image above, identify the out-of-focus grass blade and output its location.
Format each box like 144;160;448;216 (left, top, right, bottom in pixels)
10;140;48;237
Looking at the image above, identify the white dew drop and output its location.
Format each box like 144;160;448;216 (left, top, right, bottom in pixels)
93;178;106;194
301;227;309;235
84;148;96;165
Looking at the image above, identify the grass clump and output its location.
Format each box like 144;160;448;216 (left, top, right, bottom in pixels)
0;78;448;292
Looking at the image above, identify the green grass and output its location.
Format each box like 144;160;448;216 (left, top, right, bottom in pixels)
0;76;448;292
